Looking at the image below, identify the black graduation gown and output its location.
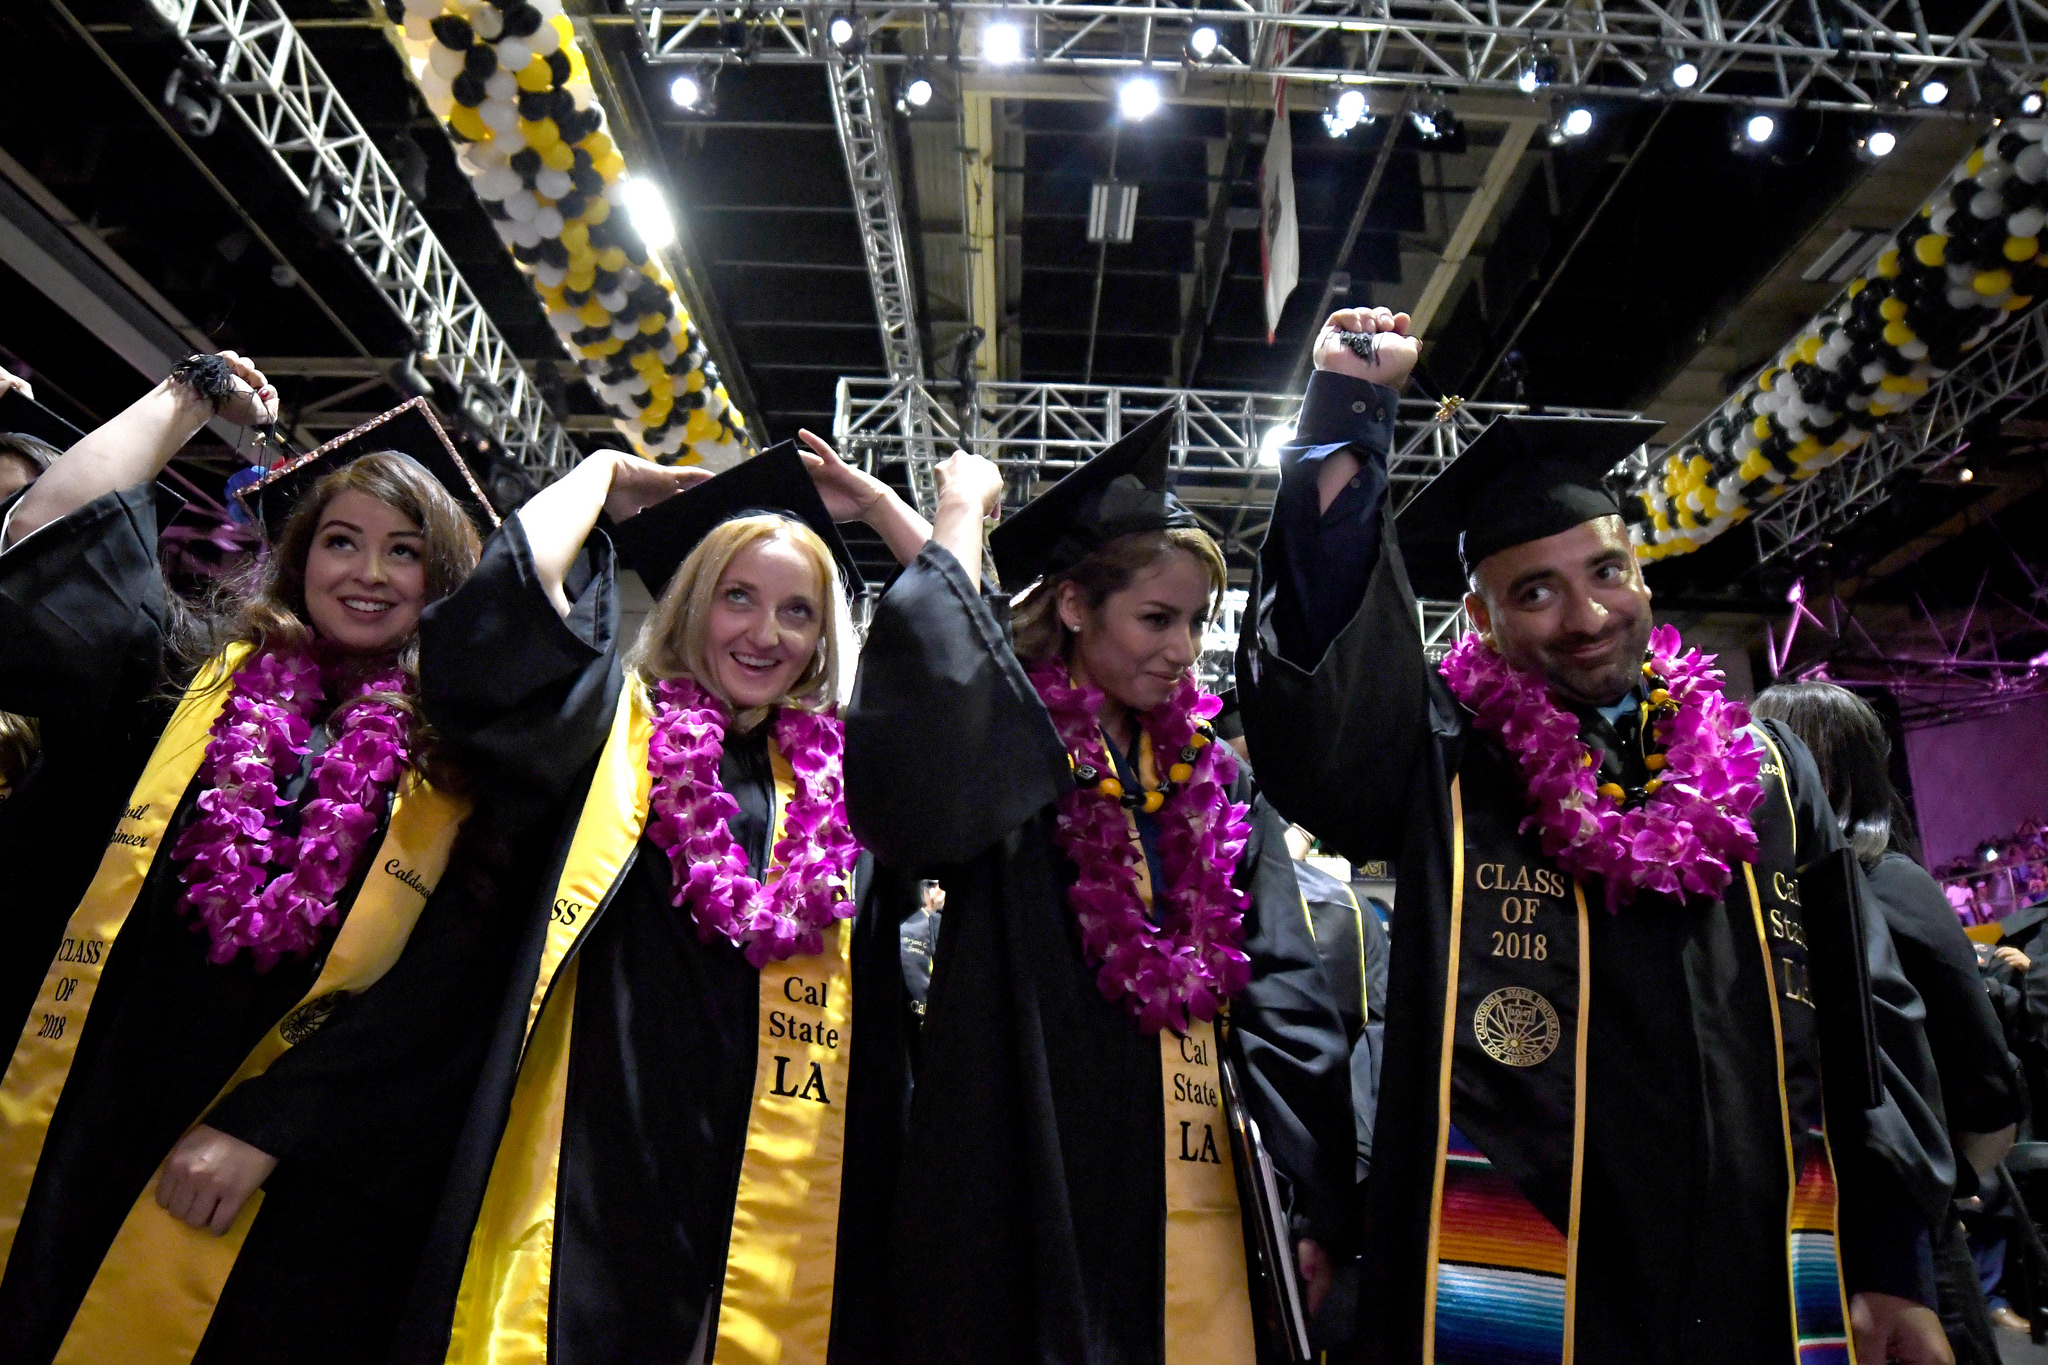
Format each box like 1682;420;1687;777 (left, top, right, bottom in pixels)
842;543;1356;1365
391;519;910;1365
0;483;540;1365
1234;374;1957;1364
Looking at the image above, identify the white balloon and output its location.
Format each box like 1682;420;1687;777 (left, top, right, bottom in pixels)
472;4;504;39
2017;146;2048;184
530;22;561;56
1949;285;1982;308
478;165;522;199
486;70;517;100
429;42;466;77
1898;339;1929;360
1974;189;2005;220
1947;260;1977;284
535;169;574;198
547;305;579;331
496;38;532;70
403;12;434;41
596;289;628;312
657;342;679;364
532;206;565;238
1860;361;1888;385
532;0;564;15
512;219;545;248
505;188;540;220
1980;165;2012;192
421;76;455;118
612;320;639;340
1931;206;1955;236
2011;206;2047;238
481;99;521;133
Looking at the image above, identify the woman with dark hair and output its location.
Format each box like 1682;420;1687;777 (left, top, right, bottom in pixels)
839;416;1355;1365
0;355;536;1365
1754;680;2023;1363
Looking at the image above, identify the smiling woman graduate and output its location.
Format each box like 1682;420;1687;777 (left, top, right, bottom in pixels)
838;415;1356;1365
389;440;926;1365
0;356;542;1365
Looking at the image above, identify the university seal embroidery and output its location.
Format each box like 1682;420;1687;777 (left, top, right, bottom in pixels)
279;993;344;1045
1473;987;1561;1067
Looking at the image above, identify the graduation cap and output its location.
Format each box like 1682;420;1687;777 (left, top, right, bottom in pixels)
989;406;1197;588
0;385;84;457
607;440;863;597
234;397;498;542
1395;414;1664;600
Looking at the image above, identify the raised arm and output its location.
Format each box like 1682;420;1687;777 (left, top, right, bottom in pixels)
513;449;707;617
796;429;933;567
6;353;275;548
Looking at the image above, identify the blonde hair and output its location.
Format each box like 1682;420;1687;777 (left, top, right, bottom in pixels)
628;513;847;729
1010;527;1228;665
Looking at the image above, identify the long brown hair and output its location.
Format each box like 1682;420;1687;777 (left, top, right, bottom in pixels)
174;451;483;778
627;513;846;732
1010;527;1228;666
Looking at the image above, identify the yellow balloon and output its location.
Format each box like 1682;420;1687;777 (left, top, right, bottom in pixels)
583;132;614;161
595;151;626;180
1876;248;1901;277
1882;320;1915;346
517;57;554;92
1913;234;1946;268
684;368;706;393
2006;235;2040;263
449;104;491;143
576;301;610;327
560;222;590;255
565;269;596;292
597;246;628;272
542;141;576;172
1878;296;1907;321
686;410;716;442
582;197;611;226
519;117;562;150
1975;268;2014;295
1796;334;1822;364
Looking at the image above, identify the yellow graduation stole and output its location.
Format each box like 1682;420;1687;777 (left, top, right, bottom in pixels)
0;643;468;1364
445;680;856;1365
1117;728;1258;1365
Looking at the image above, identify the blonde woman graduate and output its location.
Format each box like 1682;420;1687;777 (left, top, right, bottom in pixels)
391;438;930;1365
837;415;1358;1365
0;356;549;1365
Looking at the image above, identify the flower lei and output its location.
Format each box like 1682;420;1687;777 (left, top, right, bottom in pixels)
642;677;860;968
1027;662;1253;1033
172;648;414;970
1439;623;1766;912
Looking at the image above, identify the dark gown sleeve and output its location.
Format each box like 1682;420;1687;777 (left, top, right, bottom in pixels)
1230;781;1360;1254
1234;373;1439;864
1768;722;1954;1305
844;542;1071;868
201;515;625;1184
1866;852;2023;1138
0;482;169;723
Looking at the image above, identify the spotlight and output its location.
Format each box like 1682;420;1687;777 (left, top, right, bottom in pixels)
1118;73;1163;121
1916;75;1950;106
1668;57;1700;90
1960;466;1976;482
1188;24;1220;61
1324;85;1370;137
618;176;677;250
1855;126;1897;161
2024;89;2046;116
1515;46;1557;96
1547;101;1594;143
1410;98;1463;149
1644;54;1699;95
827;11;863;52
983;16;1024;65
669;68;711;111
162;65;223;138
1734;108;1777;150
900;65;935;111
1258;421;1296;466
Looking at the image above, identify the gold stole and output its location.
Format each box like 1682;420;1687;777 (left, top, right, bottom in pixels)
1112;727;1258;1364
0;643;468;1364
446;681;856;1365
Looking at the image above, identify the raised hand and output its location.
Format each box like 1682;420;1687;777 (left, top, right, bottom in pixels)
210;351;280;429
935;451;1003;521
602;450;712;524
1313;307;1420;390
797;428;887;523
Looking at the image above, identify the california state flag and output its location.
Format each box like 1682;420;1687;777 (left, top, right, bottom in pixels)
1260;78;1299;344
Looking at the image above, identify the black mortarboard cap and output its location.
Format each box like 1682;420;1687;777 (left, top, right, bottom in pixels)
0;386;83;455
607;440;863;597
235;397;499;542
989;406;1198;587
1395;414;1664;600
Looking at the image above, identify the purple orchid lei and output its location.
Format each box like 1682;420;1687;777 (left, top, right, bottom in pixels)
171;648;415;970
1027;661;1253;1033
1439;623;1766;912
643;676;860;969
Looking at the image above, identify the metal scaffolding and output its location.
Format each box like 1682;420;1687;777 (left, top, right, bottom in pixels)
629;0;2048;113
163;0;578;477
834;375;1639;566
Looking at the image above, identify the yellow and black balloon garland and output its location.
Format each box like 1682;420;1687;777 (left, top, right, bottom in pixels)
378;0;749;467
1623;85;2048;560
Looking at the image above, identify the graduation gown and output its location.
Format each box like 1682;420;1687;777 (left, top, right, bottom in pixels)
390;519;910;1365
0;483;533;1365
1235;372;1957;1365
843;544;1356;1365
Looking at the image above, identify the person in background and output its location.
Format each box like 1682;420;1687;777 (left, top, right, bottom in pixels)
901;878;945;1024
0;432;57;502
1755;682;2025;1363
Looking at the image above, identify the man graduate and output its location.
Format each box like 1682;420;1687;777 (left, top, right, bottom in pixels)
1236;308;1957;1365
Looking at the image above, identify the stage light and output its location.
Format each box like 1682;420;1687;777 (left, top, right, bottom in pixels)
903;73;934;108
1119;74;1163;121
1856;127;1897;161
983;17;1024;65
1734;109;1777;150
827;12;863;51
1188;25;1219;60
1644;55;1699;95
1960;466;1976;482
1561;104;1593;137
1324;86;1369;137
1515;47;1556;95
1411;100;1463;147
2024;90;2046;116
618;176;676;250
1668;58;1699;89
669;71;705;110
1916;76;1950;106
1259;422;1295;466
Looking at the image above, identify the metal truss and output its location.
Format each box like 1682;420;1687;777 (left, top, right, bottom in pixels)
629;0;2048;114
823;47;925;383
835;375;1637;567
1735;304;2048;566
161;0;577;478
